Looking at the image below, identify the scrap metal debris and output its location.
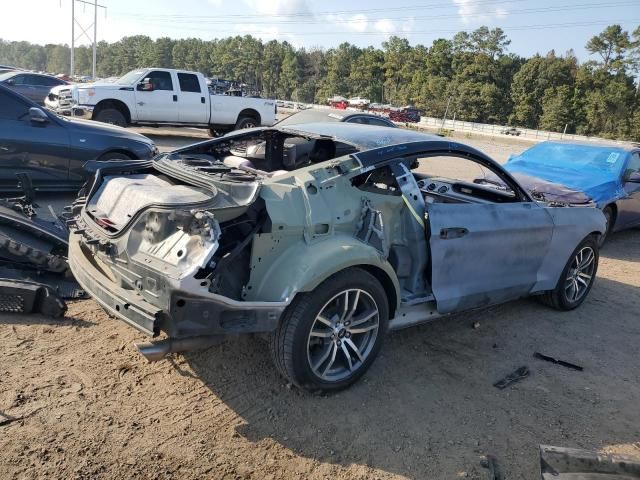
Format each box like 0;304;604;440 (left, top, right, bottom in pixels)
0;174;86;317
540;444;640;479
493;366;530;389
533;352;584;371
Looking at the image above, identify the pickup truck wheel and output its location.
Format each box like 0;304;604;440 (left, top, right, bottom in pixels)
539;236;599;311
95;108;127;127
235;116;258;130
270;268;388;392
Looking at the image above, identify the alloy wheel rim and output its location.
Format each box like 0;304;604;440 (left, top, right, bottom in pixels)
564;246;596;303
306;289;380;382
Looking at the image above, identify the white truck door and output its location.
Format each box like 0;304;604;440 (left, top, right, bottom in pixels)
176;72;209;124
134;70;178;122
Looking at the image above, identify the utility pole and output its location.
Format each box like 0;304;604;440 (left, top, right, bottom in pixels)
68;0;106;78
441;96;451;130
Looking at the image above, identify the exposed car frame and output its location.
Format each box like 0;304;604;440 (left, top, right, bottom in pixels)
68;123;606;391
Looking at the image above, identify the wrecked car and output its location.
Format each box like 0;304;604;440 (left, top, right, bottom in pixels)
68;123;606;391
1;174;86;316
498;141;640;242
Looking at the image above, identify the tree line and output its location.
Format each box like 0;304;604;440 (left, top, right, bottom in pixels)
1;24;639;140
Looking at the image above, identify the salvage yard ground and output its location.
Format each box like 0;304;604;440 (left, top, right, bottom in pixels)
1;128;639;479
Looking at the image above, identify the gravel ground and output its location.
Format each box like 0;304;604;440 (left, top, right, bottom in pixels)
1;127;639;480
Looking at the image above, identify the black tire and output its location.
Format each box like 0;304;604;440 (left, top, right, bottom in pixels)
97;151;133;161
270;268;389;392
539;236;599;311
94;108;127;127
599;206;614;246
235;116;259;130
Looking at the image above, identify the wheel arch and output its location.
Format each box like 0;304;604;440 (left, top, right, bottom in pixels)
237;108;261;124
92;99;131;124
246;235;401;317
602;203;617;231
97;148;136;161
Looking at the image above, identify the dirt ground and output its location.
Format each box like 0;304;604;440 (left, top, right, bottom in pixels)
1;129;639;479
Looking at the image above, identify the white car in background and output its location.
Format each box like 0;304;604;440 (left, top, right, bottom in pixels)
348;96;370;107
45;68;276;136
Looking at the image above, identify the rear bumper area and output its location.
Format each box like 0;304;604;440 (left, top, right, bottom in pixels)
68;234;287;338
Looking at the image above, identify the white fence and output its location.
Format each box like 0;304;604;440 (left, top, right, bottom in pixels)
413;116;636;146
279;101;635;145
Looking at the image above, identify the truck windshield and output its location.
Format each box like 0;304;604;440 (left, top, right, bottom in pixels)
116;70;146;85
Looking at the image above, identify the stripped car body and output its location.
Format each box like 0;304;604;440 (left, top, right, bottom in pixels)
68;124;606;390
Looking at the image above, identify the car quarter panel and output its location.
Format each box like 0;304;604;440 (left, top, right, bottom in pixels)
532;206;606;292
244;167;402;308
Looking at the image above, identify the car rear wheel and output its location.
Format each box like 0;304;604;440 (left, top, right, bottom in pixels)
235;116;258;130
539;236;599;311
270;268;389;392
95;108;127;127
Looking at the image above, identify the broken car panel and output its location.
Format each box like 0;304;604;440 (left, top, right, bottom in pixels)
68;123;606;391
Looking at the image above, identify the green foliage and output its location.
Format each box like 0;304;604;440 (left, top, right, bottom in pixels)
0;23;638;140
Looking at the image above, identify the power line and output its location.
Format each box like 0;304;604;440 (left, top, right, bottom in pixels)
112;18;640;37
111;0;530;20
124;1;637;26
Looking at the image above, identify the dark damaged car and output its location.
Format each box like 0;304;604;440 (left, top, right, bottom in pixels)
0;84;157;192
68;124;606;391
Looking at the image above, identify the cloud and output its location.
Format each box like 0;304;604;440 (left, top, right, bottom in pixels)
208;0;224;6
452;0;509;24
242;0;311;17
374;18;396;37
326;13;368;32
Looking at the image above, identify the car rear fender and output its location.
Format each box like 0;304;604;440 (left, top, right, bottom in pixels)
245;233;401;312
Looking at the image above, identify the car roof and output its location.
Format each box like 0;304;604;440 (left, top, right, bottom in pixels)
539;139;637;153
277;108;390;125
278;122;439;149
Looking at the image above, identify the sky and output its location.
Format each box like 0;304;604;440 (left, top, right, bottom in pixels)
2;0;639;60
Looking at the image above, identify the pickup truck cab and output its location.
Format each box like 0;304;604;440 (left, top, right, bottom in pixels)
45;68;277;135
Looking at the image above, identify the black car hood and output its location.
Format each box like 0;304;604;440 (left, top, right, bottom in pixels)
60;116;153;145
481;171;592;204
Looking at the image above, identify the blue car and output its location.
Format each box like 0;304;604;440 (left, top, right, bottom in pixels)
498;141;640;241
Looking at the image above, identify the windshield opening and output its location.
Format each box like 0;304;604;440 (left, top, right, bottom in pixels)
116;70;146;85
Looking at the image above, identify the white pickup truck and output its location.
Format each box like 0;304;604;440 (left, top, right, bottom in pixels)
45;68;277;135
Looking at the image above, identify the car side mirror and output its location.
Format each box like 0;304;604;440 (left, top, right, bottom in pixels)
29;107;49;124
137;79;153;91
5;78;15;85
625;171;640;183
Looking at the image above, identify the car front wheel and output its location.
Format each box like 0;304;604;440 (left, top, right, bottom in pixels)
539;236;599;310
270;268;389;392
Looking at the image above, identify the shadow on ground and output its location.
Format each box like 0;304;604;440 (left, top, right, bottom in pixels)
183;265;640;478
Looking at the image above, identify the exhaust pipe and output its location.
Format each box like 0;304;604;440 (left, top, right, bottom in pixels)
135;335;223;362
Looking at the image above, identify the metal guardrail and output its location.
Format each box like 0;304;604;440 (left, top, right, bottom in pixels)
417;116;634;145
278;101;635;145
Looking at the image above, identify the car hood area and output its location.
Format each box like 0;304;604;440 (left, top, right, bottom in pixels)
60;115;154;146
504;162;622;206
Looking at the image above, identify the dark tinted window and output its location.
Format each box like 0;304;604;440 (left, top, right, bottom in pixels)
9;74;27;85
0;89;29;120
178;73;201;93
625;153;640;178
145;71;173;91
34;76;63;87
346;116;366;124
367;117;394;127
